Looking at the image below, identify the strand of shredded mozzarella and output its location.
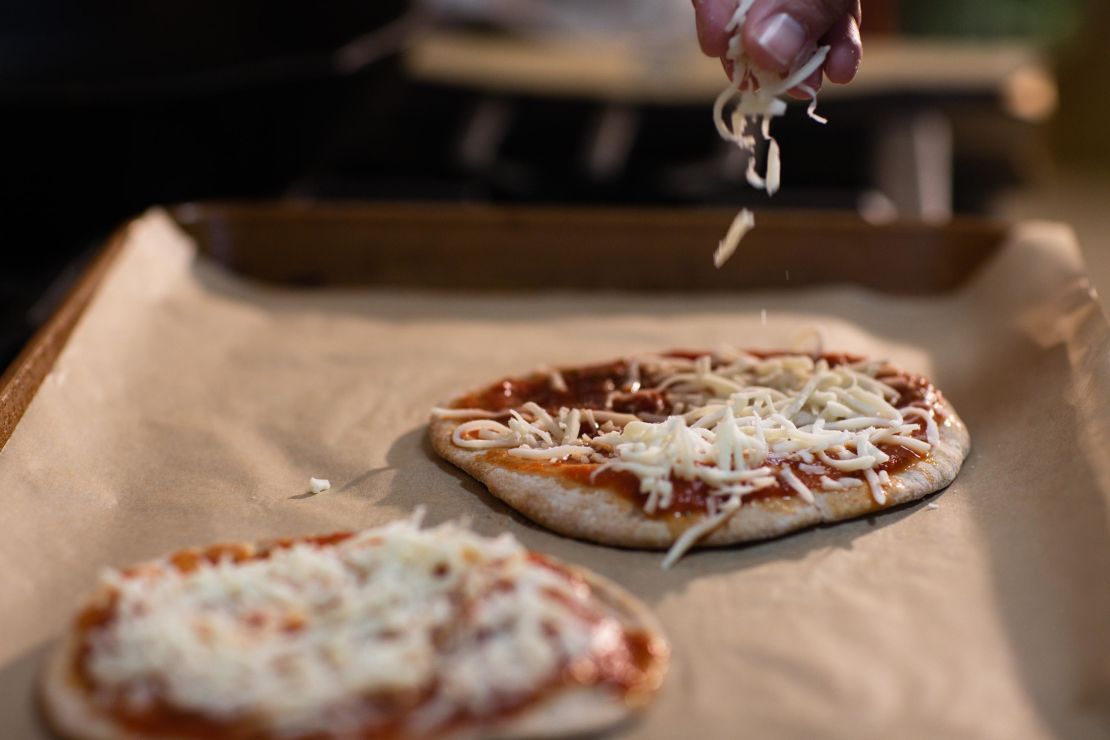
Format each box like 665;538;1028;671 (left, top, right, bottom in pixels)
438;351;937;567
714;208;756;269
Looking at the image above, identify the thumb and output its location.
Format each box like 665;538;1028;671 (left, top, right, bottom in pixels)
742;0;859;73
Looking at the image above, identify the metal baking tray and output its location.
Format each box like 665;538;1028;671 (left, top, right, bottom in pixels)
2;202;1105;739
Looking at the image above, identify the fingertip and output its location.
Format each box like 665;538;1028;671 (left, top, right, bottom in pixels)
694;0;738;58
825;40;861;84
741;12;798;74
824;16;862;84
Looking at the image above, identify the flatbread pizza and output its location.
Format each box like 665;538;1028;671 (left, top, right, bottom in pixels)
40;515;668;739
430;347;970;566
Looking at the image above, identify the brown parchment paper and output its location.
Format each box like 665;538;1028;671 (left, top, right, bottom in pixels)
1;210;1108;739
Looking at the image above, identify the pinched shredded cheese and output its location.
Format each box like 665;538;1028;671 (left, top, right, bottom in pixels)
441;351;939;567
714;0;830;195
710;1;831;268
83;513;626;735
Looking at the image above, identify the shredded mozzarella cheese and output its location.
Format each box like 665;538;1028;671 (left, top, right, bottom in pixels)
820;475;864;491
540;365;568;393
779;465;815;504
661;496;742;569
83;515;623;736
714;208;755;268
448;351;936;565
710;1;831;267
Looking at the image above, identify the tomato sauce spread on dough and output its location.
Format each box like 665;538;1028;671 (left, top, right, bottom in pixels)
452;350;944;518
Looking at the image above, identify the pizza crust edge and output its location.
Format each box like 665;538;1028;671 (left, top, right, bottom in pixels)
428;396;970;550
39;630;127;740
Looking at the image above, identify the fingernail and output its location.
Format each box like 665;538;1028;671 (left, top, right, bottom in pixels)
755;13;806;67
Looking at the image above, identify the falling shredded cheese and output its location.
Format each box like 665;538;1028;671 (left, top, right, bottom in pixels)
445;350;940;566
713;2;830;194
710;0;831;267
82;515;625;736
308;477;331;494
714;208;755;268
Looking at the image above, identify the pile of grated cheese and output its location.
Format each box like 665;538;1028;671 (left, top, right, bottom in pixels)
83;514;622;735
712;0;831;268
441;351;938;568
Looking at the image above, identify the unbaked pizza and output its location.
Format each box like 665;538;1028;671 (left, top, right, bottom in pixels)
430;347;970;567
41;516;668;739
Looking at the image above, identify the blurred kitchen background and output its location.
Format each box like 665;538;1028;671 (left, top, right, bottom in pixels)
2;0;1108;368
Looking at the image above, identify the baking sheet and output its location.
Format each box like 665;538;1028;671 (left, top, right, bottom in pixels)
1;209;1108;738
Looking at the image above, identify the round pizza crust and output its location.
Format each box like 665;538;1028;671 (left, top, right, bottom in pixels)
39;552;668;740
429;398;970;551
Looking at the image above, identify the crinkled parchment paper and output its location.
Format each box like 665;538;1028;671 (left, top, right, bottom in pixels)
1;210;1107;738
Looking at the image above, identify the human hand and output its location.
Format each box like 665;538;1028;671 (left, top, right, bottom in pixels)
692;0;862;95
